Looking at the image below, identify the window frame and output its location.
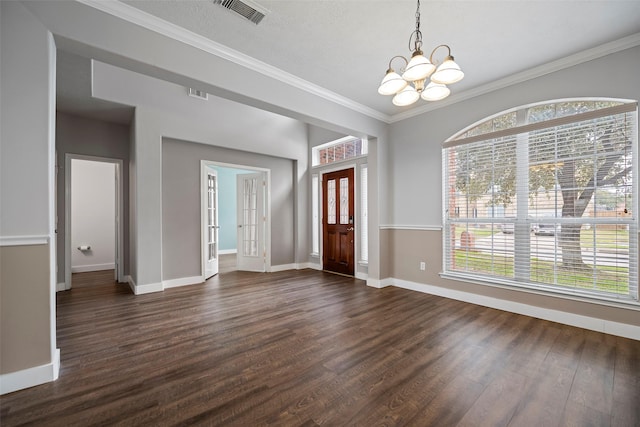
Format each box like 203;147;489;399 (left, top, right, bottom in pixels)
442;99;638;306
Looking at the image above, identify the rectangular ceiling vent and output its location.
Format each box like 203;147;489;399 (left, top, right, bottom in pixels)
188;88;209;100
213;0;269;25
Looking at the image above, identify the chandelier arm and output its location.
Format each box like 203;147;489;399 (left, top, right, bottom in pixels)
388;55;409;71
428;44;452;64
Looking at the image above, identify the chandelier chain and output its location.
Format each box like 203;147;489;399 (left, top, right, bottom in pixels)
411;0;423;53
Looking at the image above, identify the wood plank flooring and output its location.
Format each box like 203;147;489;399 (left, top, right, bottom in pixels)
1;268;639;426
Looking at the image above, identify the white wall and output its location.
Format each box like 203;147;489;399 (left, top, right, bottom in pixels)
71;159;116;273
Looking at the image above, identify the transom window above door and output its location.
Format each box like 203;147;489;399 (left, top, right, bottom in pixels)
312;136;367;167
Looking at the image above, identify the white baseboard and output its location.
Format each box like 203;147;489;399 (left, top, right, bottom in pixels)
218;249;237;255
56;282;69;292
270;262;325;272
1;348;60;395
133;281;163;295
366;277;392;288
71;263;115;273
270;263;297;272
127;276;163;295
355;272;368;281
389;277;640;341
163;276;203;289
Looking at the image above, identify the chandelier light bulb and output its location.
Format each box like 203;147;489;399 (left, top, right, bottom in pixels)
378;69;408;95
421;82;450;101
431;55;465;84
402;51;436;82
392;85;420;106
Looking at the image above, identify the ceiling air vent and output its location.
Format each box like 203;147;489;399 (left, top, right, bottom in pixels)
188;88;209;100
212;0;269;25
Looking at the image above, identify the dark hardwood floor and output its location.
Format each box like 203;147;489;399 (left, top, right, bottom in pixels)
1;268;639;426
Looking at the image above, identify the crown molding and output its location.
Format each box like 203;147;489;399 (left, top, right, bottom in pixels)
389;32;640;123
76;0;391;123
73;2;640;126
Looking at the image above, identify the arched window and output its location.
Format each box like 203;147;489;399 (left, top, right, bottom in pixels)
442;99;638;303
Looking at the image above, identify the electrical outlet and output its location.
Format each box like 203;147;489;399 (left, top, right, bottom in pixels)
419;261;426;271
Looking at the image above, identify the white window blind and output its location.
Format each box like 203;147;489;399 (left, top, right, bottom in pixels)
443;102;637;302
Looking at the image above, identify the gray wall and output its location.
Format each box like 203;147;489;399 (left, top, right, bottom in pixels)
384;46;640;327
131;102;308;288
389;46;640;226
56;112;131;284
162;139;296;280
85;61;311;288
0;1;56;377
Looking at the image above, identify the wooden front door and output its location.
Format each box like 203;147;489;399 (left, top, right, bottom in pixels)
322;168;355;276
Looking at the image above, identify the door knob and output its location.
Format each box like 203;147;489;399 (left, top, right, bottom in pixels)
346;227;354;231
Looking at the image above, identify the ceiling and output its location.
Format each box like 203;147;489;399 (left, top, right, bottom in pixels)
57;0;640;123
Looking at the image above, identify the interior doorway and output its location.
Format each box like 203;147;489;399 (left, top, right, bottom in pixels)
322;167;355;276
64;155;124;289
200;161;270;280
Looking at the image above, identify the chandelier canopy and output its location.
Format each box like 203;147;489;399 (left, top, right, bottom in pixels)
378;0;464;106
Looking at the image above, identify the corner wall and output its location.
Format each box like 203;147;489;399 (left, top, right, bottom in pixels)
0;1;58;393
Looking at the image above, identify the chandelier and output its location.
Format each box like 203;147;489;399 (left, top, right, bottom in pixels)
378;0;464;106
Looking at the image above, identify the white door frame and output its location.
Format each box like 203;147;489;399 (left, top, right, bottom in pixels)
201;163;219;280
64;154;124;290
200;160;271;279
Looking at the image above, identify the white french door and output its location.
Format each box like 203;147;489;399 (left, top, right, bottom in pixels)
236;172;266;272
202;167;219;279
